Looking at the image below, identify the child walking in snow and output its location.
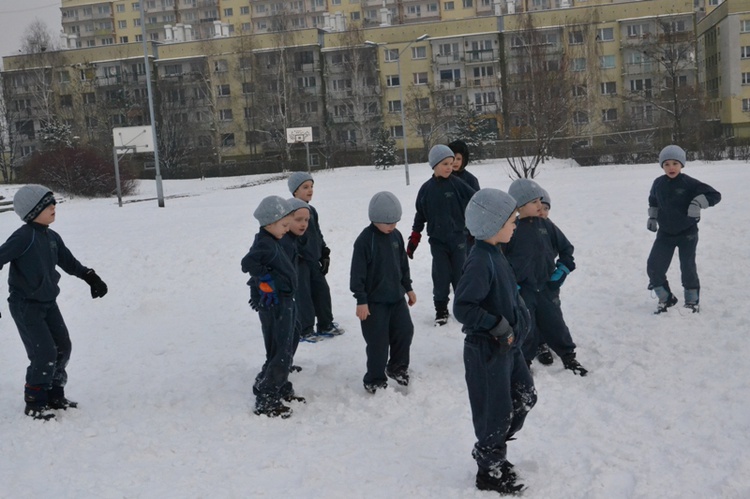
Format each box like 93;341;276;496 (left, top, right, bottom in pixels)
504;179;587;376
242;196;301;418
647;145;721;314
407;144;476;326
350;192;416;393
288;172;345;339
453;188;536;494
0;185;108;420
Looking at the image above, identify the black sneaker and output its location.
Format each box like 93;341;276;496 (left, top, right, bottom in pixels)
386;367;410;386
476;467;524;494
283;394;306;404
536;343;554;365
654;294;678;314
363;382;387;394
254;404;293;419
684;303;700;313
24;404;55;421
48;397;78;410
434;309;449;326
562;353;588;376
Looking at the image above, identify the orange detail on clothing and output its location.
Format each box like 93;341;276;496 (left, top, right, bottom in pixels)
259;282;274;293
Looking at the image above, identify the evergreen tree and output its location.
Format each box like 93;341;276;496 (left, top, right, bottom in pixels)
372;128;398;170
454;106;497;161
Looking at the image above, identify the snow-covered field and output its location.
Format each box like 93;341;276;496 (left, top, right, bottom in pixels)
0;157;748;498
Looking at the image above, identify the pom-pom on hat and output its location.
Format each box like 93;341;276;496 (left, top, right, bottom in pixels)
368;191;402;224
465;188;518;241
658;145;686;168
287;172;314;195
14;184;56;223
287;197;310;212
428;144;455;169
508;178;546;207
254;195;293;227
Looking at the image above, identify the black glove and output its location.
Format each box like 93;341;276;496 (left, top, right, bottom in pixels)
83;270;108;299
320;246;331;275
488;317;514;354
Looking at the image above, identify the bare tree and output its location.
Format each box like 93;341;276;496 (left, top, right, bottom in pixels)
20;19;58;54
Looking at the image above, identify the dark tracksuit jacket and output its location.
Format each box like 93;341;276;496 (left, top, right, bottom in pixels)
453;240;536;474
350;224;414;386
453;168;480;191
412;174;476;304
0;222;90;389
304;203;334;330
503;216;577;362
241;228;298;410
647;173;721;291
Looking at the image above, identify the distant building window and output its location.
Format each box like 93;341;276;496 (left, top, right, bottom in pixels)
602;108;618;122
597;28;614;41
572;58;586;71
217;84;231;96
600;55;615;69
219;109;233;121
742;46;750;59
743;98;750;112
600;81;616;95
444;1;454;10
386;74;400;87
221;133;235;147
569;30;584;44
741;20;750;33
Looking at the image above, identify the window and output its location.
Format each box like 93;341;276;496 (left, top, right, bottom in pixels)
743;73;750;85
118;20;127;28
572;84;587;97
601;108;618;122
120;36;129;43
573;111;588;124
298;76;316;88
223;8;233;16
117;4;126;12
214;59;228;72
630;78;652;97
240;6;249;14
221;133;235;147
600;82;616;95
386;74;400;87
384;49;399;62
667;20;686;33
742;46;750;59
388;100;402;113
58;71;70;84
102;38;114;45
743;98;750;112
569;31;584;44
83;93;96;104
741;20;750;33
132;2;140;10
164;64;182;75
413;72;428;85
627;24;648;38
444;1;455;10
390;125;404;138
219;109;233;121
630;104;653;123
572;58;586;71
412;46;427;59
600;55;615;69
597;28;614;41
134;18;141;27
217;84;230;96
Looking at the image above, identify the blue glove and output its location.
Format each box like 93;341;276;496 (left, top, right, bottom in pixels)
549;263;571;290
258;274;278;308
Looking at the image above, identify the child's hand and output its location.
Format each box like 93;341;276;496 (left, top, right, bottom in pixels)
83;270;108;299
258;274;278;307
687;194;709;220
356;304;370;321
407;291;417;306
406;231;421;259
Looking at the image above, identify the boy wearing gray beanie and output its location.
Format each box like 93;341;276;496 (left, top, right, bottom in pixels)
288;172;344;338
350;191;416;393
1;185;108;420
454;188;536;494
503;179;587;376
242;195;301;418
408;144;476;326
647;145;721;313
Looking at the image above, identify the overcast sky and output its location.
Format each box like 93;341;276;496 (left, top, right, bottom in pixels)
0;0;62;60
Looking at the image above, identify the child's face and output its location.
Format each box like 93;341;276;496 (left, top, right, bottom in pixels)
486;214;517;245
373;222;397;234
288;208;310;236
264;215;291;239
518;198;542;218
662;159;683;179
540;203;550;219
33;204;56;225
294;180;314;202
433;157;454;179
451;153;464;172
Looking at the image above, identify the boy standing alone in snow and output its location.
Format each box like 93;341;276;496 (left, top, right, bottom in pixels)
242;196;301;418
0;185;108;420
647;145;721;313
453;188;536;494
288;172;345;339
350;192;416;393
407;144;476;326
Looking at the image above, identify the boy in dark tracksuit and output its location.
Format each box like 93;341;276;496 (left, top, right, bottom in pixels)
281;199;311;362
406;144;476;326
288;172;344;338
242;196;299;418
505;179;587;376
350;192;416;393
647;145;721;314
0;184;108;420
448;139;480;191
454;188;536;494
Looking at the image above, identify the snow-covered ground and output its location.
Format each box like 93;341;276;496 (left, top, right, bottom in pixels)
0;158;748;498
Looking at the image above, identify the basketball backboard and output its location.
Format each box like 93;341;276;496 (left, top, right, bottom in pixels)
113;126;155;153
286;127;313;144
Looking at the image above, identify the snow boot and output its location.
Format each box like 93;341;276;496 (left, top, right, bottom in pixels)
386;366;410;386
24;384;55;421
476;464;524;494
536;343;554;365
684;288;700;313
254;403;293;419
562;352;588;377
434;300;449;326
47;386;78;410
363;381;387;394
652;285;678;314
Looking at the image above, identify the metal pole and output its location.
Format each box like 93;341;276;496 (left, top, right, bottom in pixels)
397;55;410;186
139;3;165;207
112;147;123;207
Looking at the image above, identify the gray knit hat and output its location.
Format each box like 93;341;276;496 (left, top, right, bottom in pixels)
508;178;545;207
254;195;293;227
287;172;314;195
287;197;310;213
465;188;518;240
540;188;551;208
659;145;686;168
14;184;56;222
428;144;454;169
368;191;402;223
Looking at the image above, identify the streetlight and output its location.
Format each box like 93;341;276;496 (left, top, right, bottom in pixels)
366;34;429;186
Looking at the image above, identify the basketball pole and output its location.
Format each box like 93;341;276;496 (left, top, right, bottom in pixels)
140;3;165;207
